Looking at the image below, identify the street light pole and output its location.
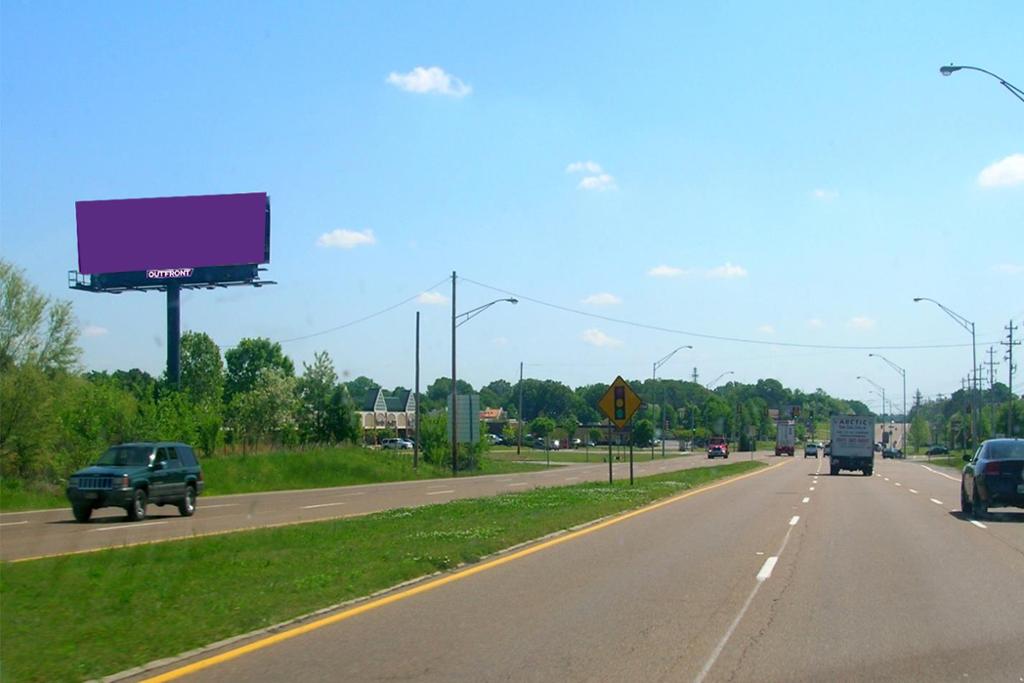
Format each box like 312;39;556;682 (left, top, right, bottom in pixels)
705;370;735;390
939;64;1024;104
869;353;907;454
857;375;887;440
451;280;519;476
652;345;693;458
914;297;977;450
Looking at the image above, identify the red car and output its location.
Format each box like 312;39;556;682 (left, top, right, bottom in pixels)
707;437;730;459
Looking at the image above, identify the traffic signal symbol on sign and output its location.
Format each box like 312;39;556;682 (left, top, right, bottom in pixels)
597;376;642;429
614;386;626;419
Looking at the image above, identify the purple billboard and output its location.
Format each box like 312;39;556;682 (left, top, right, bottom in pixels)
75;192;269;275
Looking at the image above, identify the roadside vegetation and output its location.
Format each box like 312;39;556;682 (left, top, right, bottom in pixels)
0;460;763;683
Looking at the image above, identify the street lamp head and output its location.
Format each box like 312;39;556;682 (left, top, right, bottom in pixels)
507;298;519;305
939;65;961;76
913;297;924;302
868;353;876;358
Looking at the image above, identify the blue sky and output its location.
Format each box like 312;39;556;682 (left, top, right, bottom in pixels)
2;1;1021;407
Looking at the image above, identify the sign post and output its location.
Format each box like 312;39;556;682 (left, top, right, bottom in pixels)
597;376;643;485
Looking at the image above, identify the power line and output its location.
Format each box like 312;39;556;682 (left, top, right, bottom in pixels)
274;275;450;344
460;275;997;352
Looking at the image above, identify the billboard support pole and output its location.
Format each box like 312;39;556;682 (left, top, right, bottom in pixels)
166;284;181;388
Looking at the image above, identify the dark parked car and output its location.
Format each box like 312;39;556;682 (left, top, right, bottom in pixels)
882;447;904;459
66;442;204;522
926;445;949;455
961;438;1024;518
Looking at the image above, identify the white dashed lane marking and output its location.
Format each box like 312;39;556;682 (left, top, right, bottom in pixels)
0;520;29;527
930;498;944;506
88;521;167;533
301;502;348;509
426;490;456;496
756;556;779;581
971;520;987;529
909;489;918;494
802;497;810;504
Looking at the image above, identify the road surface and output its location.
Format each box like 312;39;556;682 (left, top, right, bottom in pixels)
0;451;772;562
131;456;1024;683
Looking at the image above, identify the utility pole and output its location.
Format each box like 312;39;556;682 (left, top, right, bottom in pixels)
986;347;998;438
1004;320;1020;436
517;361;524;456
414;311;420;469
450;271;457;476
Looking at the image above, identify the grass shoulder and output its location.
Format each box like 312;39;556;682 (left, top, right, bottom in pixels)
0;447;545;512
1;460;763;683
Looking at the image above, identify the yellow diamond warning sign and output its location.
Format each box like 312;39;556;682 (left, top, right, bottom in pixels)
597;376;642;430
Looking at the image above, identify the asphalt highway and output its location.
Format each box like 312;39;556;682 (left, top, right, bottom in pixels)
0;451;771;562
132;456;1024;683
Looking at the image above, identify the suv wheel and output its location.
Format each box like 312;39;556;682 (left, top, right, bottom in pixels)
960;482;973;514
127;488;148;521
72;505;92;523
178;486;196;517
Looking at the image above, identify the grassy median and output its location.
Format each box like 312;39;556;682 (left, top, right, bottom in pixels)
0;447;545;512
0;460;762;682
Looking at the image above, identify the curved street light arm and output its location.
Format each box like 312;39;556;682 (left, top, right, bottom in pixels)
913;297;974;335
941;64;1024;104
705;370;735;390
653;345;693;374
856;375;883;392
868;353;906;377
455;298;518;328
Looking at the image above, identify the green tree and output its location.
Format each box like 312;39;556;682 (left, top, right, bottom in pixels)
297;351;338;444
325;385;359;443
224;337;294;404
227;367;299;452
529;416;556;441
418;412;449;464
0;364;60;479
560;414;579;447
909;412;930;453
0;260;80;373
345;376;380;405
180;331;224;406
632;418;654;446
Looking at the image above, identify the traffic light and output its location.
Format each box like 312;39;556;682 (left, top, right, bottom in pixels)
614;385;626;420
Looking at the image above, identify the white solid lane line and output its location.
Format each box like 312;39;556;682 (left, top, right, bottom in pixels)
301;502;348;509
0;520;29;527
88;521;167;533
802;497;810;504
921;465;960;482
789;515;800;526
930;498;944;506
756;556;779;581
426;490;456;495
971;520;987;529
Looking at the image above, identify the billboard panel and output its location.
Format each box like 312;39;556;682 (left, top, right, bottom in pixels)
76;192;269;275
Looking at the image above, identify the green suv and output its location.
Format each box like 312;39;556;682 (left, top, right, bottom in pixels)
66;442;204;522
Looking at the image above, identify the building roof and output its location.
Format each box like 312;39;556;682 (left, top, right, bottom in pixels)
360;388;415;413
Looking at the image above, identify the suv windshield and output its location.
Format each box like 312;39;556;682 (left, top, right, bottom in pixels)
95;446;152;467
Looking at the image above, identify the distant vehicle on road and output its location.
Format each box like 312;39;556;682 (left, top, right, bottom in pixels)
926;444;949;455
775;421;795;457
829;416;874;476
823;440;832;457
66;442;204;522
804;442;819;458
882;447;903;459
707;436;729;459
961;438;1024;519
382;438;411;450
485;434;504;445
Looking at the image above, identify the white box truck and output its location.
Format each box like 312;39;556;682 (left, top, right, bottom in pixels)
775;421;795;456
829;415;875;476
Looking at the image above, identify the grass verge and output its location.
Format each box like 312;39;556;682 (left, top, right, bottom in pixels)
1;460;763;682
927;455;967;470
0;447;544;512
486;446;694;464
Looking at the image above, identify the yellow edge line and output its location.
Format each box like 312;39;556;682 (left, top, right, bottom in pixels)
142;460;787;682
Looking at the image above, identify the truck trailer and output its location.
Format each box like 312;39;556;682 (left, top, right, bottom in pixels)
829;415;875;476
775;421;795;456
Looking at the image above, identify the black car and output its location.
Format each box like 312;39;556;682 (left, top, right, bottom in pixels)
882;447;904;459
926;444;949;455
66;442;204;522
961;438;1024;518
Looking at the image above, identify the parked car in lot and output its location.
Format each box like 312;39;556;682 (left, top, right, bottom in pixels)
707;436;729;459
804;442;819;458
382;438;412;449
961;438;1024;518
485;434;504;445
66;442;204;522
926;444;949;455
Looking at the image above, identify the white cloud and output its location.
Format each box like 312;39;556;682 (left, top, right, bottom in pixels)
581;292;622;305
386;66;471;97
812;188;839;201
706;262;748;279
566;161;603;174
416;291;447;305
316;228;376;249
977;153;1024;188
993;263;1024;275
806;318;824;329
581;328;623;348
648;265;684;278
578;173;617;191
757;324;775;334
82;324;108;338
847;316;876;330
